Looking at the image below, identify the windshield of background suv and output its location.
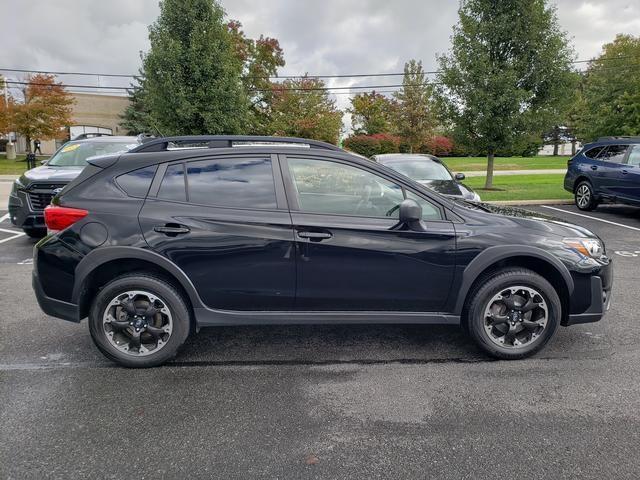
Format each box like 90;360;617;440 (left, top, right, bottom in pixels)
46;141;137;167
384;159;452;181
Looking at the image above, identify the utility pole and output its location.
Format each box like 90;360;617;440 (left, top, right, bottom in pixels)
4;81;16;159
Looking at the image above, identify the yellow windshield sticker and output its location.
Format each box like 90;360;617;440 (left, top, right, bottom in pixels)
61;144;80;153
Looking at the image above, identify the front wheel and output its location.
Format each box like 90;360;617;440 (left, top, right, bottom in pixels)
88;274;191;368
575;181;598;211
464;268;561;360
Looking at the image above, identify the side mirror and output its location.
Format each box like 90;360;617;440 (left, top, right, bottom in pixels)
40;159;48;166
398;199;425;231
455;172;465;181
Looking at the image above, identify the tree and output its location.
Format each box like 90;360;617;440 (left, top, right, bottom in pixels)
139;0;249;135
573;34;640;141
393;60;436;152
120;75;155;135
227;20;285;133
12;74;74;152
266;77;343;144
348;91;395;135
435;0;575;188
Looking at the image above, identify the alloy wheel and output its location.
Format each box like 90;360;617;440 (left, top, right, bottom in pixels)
576;184;591;209
483;286;548;349
102;290;173;356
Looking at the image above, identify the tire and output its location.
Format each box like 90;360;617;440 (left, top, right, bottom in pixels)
464;268;561;360
574;180;598;211
24;228;47;239
88;274;191;368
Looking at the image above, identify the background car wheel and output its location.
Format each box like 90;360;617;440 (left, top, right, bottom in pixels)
575;181;598;211
23;228;47;239
464;268;560;360
88;274;191;368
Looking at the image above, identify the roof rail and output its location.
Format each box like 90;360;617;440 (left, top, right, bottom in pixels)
128;135;343;153
597;136;640;141
72;132;113;141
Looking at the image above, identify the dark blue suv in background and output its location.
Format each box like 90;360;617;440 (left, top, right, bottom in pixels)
564;137;640;210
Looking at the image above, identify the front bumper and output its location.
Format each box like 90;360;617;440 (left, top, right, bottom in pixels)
8;189;45;230
565;275;611;325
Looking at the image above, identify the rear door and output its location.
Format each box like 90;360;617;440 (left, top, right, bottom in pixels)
596;144;630;197
282;154;456;312
619;145;640;202
139;154;296;311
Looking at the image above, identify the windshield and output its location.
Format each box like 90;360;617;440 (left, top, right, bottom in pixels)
47;141;137;167
384;159;452;181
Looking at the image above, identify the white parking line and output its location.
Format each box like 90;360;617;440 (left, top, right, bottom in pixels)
0;232;24;245
0;213;9;223
542;206;640;232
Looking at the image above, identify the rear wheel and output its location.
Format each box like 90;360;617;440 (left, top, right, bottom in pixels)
575;181;598;211
88;274;190;368
464;268;560;360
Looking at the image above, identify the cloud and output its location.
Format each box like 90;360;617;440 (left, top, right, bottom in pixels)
2;0;638;114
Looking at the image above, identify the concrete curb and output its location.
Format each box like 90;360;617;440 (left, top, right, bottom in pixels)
487;199;573;206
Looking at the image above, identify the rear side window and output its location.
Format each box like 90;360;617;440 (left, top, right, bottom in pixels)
628;145;640;167
599;145;629;163
116;165;157;198
584;146;603;159
158;164;186;202
186;157;277;209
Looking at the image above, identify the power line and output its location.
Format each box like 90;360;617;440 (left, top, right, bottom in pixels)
2;55;638;80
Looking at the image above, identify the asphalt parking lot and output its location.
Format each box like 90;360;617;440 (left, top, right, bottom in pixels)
1;204;639;479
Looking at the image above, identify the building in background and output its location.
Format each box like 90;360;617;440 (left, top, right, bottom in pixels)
14;93;130;155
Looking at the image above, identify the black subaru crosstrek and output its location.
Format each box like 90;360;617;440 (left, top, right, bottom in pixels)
32;136;613;367
9;135;141;238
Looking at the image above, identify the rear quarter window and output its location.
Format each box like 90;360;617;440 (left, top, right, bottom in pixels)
584;146;603;159
116;165;158;198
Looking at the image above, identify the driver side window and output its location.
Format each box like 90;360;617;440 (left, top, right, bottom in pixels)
287;157;441;220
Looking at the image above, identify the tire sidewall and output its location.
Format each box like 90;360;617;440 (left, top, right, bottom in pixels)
467;271;561;359
89;275;190;368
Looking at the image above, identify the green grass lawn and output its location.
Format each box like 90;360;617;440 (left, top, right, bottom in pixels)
0;155;30;175
465;174;572;202
442;156;569;172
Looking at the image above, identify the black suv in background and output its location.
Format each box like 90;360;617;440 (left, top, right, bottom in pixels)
564;137;640;211
9;136;141;237
33;136;612;367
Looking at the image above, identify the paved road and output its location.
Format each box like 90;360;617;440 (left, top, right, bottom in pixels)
1;205;639;479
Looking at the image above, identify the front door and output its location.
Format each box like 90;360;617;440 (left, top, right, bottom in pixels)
282;155;457;312
139;154;296;311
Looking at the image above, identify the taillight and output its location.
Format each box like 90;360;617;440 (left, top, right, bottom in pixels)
44;205;88;232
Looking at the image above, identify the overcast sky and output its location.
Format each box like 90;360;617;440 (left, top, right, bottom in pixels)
3;0;640;117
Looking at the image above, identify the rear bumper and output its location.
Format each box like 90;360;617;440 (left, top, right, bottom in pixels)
32;271;80;322
32;241;81;323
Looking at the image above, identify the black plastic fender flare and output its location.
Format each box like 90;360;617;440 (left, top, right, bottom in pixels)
72;246;205;309
453;245;575;315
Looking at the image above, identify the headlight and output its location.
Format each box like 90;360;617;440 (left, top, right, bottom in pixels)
562;237;604;259
10;179;22;196
471;192;481;202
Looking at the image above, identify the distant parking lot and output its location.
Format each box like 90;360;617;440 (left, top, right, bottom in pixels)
1;204;640;479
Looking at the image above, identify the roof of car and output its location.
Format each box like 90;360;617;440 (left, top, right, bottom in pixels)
374;153;440;163
584;137;640;148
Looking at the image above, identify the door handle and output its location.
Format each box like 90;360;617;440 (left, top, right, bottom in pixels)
297;230;333;241
590;165;598;170
154;224;190;235
622;170;629;175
